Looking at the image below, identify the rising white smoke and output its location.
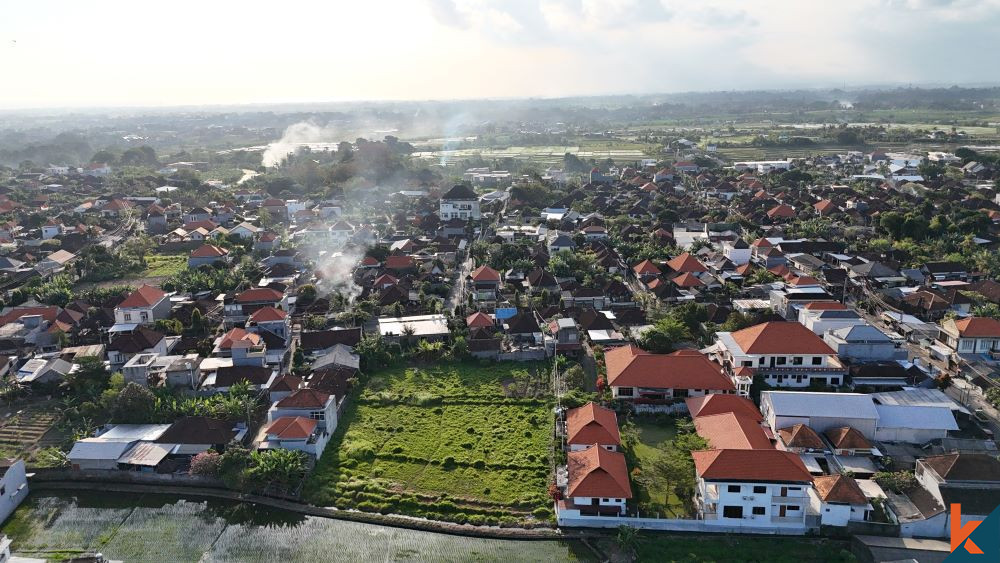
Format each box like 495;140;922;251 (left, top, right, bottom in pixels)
261;122;338;168
313;248;366;302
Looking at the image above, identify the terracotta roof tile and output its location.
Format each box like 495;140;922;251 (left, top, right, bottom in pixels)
566;445;632;499
566;402;621;447
729;321;836;355
692;449;813;482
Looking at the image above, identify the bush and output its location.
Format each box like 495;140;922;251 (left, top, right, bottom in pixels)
189;451;222;476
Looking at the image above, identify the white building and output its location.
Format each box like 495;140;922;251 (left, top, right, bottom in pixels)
721;239;752;266
0;460;28;525
693;449;814;529
439;185;480;221
114;285;171;326
761;391;880;440
809;474;872;527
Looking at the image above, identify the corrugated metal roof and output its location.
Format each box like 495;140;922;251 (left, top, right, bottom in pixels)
764;391;880;420
875;404;959;431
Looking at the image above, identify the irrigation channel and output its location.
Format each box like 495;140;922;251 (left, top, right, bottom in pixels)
1;491;593;562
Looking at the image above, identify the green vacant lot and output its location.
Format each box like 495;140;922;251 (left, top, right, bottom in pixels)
303;362;555;525
142;253;188;277
629;417;687;518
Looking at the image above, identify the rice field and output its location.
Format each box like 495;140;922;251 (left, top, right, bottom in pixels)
2;493;591;562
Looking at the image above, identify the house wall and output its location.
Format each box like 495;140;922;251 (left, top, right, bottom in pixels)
440;200;480;220
268;400;338;432
827;341;906;362
876;426;947;444
0;460;28;525
723;247;752;266
769;414;877;441
698;478;810;528
115;298;171;325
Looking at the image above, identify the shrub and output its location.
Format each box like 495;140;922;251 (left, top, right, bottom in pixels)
189;451;222;476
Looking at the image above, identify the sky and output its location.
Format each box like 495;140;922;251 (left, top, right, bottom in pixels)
0;0;998;109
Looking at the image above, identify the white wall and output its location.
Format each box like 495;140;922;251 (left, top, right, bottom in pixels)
0;460;28;525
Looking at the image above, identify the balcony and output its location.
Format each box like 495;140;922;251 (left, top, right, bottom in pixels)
770;515;805;524
770;495;808;503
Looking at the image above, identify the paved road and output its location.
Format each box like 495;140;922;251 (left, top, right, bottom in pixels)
446;255;472;314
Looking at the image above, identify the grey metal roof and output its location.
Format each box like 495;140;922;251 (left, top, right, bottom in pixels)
829;324;891;342
874;404;959;431
764;391;880;420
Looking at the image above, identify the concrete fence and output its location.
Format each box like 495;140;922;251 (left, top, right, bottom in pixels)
557;515;808;535
31;468;224;488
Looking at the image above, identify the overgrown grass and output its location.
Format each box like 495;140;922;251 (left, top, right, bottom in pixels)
629;418;686;518
141;253;188;278
304;361;555;525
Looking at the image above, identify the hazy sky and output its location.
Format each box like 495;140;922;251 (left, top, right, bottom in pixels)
1;0;998;109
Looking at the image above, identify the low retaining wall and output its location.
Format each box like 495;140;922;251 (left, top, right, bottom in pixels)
557;515;808;535
32;469;224;487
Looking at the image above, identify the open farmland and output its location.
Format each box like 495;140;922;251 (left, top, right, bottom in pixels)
141;253;188;278
303;362;555;525
3;493;590;562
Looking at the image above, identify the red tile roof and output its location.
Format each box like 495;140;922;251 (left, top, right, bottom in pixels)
694;412;773;450
470;265;501;282
276;388;332;408
465;312;494;329
777;423;824;449
666;252;707;273
825;427;872;450
803;302;848;310
266;416;317;439
692;449;813;482
686;395;762;422
814;200;836;214
566;402;621;447
384;255;415;269
566;445;632;499
236;288;284;303
605;346;734;391
729;322;836;355
671;272;704;288
249;306;288;323
219;327;262;349
814;474;867;505
767;204;796;218
952;317;1000;338
118;285;166;308
190;244;228;258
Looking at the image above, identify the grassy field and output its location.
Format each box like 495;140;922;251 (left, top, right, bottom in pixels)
4;493;590;562
303;362;555;525
629;417;686;518
141;253;188;278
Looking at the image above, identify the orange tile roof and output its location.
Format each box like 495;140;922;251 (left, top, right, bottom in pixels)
566;445;632;499
787;275;819;287
692;449;813;482
118;285;167;308
470;265;501;282
767;204;796;218
694;413;773;450
275;388;331;408
729;322;836;355
566;402;621;447
666;252;707;273
952;317;1000;338
686;395;762;422
777;423;824;449
385;255;416;269
813;474;867;505
249;306;287;323
814;200;836;214
219;327;262;349
825;427;872;450
803;302;848;310
236;288;284;303
266;416;317;439
190;244;228;258
671;272;704;288
633;259;662;275
605;346;733;391
465;312;494;328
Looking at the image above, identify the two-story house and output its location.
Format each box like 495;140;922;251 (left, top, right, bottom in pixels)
710;321;845;396
224;287;287;327
938;316;1000;355
107;327;170;369
468;265;502;305
267;388;338;433
114;285;171;326
262;416;330;459
188;244;229;268
606;345;735;405
556;444;632;520
693;449;814;529
439;184;480;221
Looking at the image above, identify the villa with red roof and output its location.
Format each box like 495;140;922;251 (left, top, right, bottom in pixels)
632;259;661;282
465;311;494;329
692;449;813;528
605;345;734;405
188;244;230;268
767;204;796;220
564;402;621;451
114;285;170;326
268;388;338;432
468;265;502;304
263;416;329;458
665;252;707;274
556;444;632;520
224;287;287;326
709;321;845;395
939;316;1000;354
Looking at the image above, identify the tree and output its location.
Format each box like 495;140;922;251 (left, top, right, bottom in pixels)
189;308;204;334
879;211;905;239
65;356;112;400
873;470;917;493
636;317;691;354
113;382;156;423
297;284;318;305
154;318;183;336
986;388;1000;409
190;451;222;476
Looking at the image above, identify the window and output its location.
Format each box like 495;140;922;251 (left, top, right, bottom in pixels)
758;357;765;366
140;312;149;321
722;506;743;519
753;486;766;494
309;410;325;421
792;356;803;365
786;505;801;511
617;387;634;397
811;356;823;365
124;313;132;321
743;361;753;367
727;485;741;493
776;356;787;365
752;507;765;515
830;378;840;385
787;487;801;492
601;498;610;503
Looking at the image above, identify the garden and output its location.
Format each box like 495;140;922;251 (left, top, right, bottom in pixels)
623;415;704;519
303;361;556;526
